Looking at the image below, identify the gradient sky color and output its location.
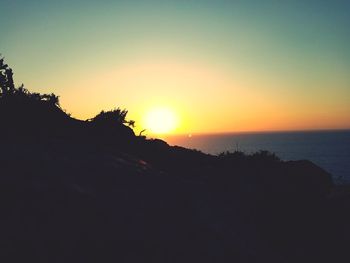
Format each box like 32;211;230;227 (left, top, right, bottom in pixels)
1;0;350;134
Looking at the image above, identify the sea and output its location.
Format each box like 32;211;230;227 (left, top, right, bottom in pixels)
164;130;350;184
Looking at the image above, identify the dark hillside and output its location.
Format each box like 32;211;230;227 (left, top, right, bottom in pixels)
1;59;349;263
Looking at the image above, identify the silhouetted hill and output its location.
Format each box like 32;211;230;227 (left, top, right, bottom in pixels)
1;59;350;263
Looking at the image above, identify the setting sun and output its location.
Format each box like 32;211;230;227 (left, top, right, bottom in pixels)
143;107;178;135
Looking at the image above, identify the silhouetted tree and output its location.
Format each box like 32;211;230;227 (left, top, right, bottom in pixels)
42;93;60;107
0;56;15;96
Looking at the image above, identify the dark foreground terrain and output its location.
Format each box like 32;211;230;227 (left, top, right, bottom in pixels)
1;61;350;262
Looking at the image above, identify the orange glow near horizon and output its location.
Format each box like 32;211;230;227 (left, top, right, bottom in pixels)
54;58;350;135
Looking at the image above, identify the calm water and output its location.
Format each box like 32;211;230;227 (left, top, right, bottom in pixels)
165;130;350;184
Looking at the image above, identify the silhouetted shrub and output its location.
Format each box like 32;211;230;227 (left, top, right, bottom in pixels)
1;56;138;140
218;150;246;159
218;150;280;163
0;56;15;96
91;108;135;128
0;56;60;108
250;150;280;162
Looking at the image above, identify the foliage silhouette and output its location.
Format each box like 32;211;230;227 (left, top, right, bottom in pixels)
0;56;15;96
91;108;135;128
1;56;61;108
218;150;280;164
0;56;135;139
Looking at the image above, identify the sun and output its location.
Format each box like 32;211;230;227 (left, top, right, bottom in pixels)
143;107;178;134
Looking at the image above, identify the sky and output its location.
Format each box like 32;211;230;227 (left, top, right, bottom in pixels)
1;0;350;134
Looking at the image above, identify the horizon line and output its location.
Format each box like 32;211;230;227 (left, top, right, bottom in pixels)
159;128;350;138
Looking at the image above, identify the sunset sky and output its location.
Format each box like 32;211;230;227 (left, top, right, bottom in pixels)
1;0;350;134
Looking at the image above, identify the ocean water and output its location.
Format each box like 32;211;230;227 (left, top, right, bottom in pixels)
165;130;350;184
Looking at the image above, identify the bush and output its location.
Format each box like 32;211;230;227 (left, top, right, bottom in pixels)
1;56;60;107
91;108;135;128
